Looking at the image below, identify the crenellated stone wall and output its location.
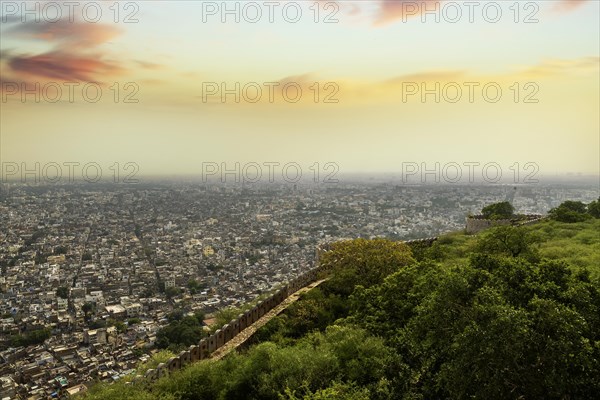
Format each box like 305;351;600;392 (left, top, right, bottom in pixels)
132;238;436;385
465;214;544;234
135;259;331;385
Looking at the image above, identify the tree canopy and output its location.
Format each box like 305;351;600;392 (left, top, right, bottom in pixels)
549;200;597;223
481;201;514;220
56;286;69;299
155;311;206;352
320;238;415;296
476;225;540;260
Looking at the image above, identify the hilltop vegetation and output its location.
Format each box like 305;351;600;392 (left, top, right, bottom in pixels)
423;217;600;279
548;198;600;223
82;206;600;400
481;201;515;219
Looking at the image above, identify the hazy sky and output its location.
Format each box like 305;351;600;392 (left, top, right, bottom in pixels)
1;0;599;179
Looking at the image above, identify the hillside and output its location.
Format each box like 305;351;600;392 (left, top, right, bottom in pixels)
81;218;600;400
417;218;600;278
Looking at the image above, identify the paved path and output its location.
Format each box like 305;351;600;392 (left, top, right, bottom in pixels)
210;279;328;360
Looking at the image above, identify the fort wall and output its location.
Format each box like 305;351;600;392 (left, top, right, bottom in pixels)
465;214;544;234
135;238;437;385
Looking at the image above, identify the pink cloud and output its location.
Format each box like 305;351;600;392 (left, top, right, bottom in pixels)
554;0;590;12
375;0;447;25
7;20;121;49
8;51;122;82
372;0;590;25
2;20;133;83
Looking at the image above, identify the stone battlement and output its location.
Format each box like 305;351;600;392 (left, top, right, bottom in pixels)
132;237;438;386
465;214;544;234
135;260;330;386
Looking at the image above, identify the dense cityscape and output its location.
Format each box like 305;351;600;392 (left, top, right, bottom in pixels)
0;180;597;399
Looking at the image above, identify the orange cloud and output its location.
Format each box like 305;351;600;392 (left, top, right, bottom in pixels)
1;20;128;83
8;51;122;82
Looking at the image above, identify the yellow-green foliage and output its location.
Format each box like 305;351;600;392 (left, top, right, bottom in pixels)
80;351;177;400
282;382;372;400
81;325;393;400
426;230;477;265
428;219;599;278
320;238;415;296
524;219;600;278
80;380;162;400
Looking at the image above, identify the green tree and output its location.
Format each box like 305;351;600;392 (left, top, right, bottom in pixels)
167;309;184;322
283;382;372;400
549;200;591;223
476;225;539;260
283;288;346;338
587;198;600;218
187;279;205;294
10;328;51;347
82;302;96;322
56;286;69;299
165;286;181;299
481;201;514;220
89;319;107;329
320;238;415;296
155;313;206;351
352;254;600;399
54;245;68;255
109;319;127;333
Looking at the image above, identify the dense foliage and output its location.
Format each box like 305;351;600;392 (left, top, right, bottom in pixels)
56;286;69;299
350;255;599;398
10;328;52;347
155;311;207;352
82;218;600;400
481;201;515;219
320;238;415;295
475;225;540;260
549;199;600;223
